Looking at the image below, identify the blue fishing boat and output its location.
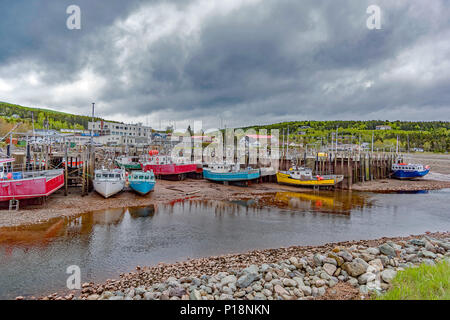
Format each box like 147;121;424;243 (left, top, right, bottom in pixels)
203;163;260;183
391;163;430;179
128;170;156;195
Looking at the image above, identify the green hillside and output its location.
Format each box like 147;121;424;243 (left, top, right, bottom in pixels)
0;101;103;131
242;120;450;153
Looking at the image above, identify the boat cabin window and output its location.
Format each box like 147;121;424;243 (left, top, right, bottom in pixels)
96;174;101;178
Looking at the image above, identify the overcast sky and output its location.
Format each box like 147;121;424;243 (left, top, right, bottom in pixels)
1;0;449;129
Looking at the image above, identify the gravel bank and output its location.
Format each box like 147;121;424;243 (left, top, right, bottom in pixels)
33;232;450;301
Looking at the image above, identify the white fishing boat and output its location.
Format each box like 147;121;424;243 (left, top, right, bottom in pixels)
93;169;126;198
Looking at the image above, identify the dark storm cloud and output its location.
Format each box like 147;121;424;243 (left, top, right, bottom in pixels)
1;0;449;127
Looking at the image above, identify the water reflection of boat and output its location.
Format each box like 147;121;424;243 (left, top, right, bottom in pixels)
128;205;156;218
0;219;65;246
229;199;257;207
276;191;335;208
92;208;125;225
274;191;370;215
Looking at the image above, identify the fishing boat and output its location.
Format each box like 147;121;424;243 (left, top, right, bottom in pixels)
128;170;156;196
276;167;343;187
391;163;430;179
141;153;197;180
93;169;126;198
0;158;64;203
115;155;141;170
203;163;260;183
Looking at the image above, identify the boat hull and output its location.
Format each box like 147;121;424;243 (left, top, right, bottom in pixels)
93;180;125;198
276;172;343;187
392;169;430;179
203;169;260;182
0;170;64;202
142;163;197;177
129;181;155;196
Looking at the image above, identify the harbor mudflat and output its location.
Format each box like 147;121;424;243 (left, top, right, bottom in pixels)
2;177;450;228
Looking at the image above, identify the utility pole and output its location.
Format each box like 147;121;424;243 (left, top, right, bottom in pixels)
371;131;374;153
90;102;95;145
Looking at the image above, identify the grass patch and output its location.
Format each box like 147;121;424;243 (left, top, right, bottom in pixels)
376;260;450;300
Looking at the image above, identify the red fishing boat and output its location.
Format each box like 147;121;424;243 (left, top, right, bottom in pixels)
141;151;197;180
0;158;64;203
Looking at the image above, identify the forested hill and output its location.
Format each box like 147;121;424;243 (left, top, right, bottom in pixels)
0;102;103;130
242;120;450;153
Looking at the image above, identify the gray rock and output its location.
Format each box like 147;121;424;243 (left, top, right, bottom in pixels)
366;247;380;255
348;278;359;287
313;253;326;266
337;250;353;262
379;243;396;257
300;285;312;296
253;292;267;300
358;272;376;285
243;265;259;274
436;241;450;250
135;287;146;296
252;284;263;292
421;250;437;259
274;284;289;296
282;278;297;287
380;269;397;283
237;273;260;288
263;289;272;297
261;264;270;272
323;257;337;266
219;294;234;300
292;277;304;287
221;275;237;286
315;279;326;287
409;239;425;246
323;263;337;276
342;258;369;277
289;257;299;265
359;285;369;295
368;258;384;271
143;292;155;300
108;295;124;300
189;289;202;300
318;287;326;296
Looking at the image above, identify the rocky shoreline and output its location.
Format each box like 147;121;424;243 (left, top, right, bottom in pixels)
32;232;450;301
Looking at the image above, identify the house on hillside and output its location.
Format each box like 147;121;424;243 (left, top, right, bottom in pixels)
376;125;392;130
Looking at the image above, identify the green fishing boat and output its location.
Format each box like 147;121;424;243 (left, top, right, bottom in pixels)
115;156;141;170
